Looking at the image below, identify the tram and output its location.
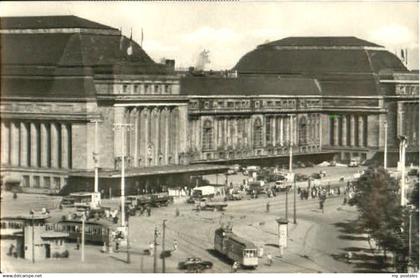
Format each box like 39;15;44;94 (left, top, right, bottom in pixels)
214;225;258;268
55;220;111;244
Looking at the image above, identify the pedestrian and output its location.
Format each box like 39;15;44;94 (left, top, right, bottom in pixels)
8;244;15;256
175;207;180;217
76;236;80;250
266;202;270;213
115;240;120;252
149;241;154;256
266;253;273;266
147;206;151;217
347;251;353;264
232;261;239;272
173;239;178;251
337;187;341;195
13;192;17;199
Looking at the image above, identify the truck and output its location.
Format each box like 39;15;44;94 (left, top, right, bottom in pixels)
61;192;101;210
192;186;216;198
348;157;361;167
195;198;228;211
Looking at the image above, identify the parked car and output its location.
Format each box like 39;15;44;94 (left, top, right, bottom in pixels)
348;158;361;167
225;192;243;201
311;173;322;179
178;257;213;272
408;169;419;177
296;173;309;182
328;161;337;167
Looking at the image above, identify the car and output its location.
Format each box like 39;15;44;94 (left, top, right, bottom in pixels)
296;161;306;168
225;192;243;201
311;173;322;179
408;169;419;177
328;161;337;167
296;174;309;182
178;257;213;272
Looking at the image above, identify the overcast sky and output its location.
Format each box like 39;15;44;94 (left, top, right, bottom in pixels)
1;1;418;70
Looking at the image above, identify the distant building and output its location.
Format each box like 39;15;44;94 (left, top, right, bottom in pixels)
0;16;418;194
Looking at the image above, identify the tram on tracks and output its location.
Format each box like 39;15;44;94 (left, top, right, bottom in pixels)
214;225;258;268
54;220;111;245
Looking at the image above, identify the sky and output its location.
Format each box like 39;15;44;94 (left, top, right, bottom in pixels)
1;1;418;70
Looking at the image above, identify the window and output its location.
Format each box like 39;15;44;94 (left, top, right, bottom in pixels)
145;84;150;94
299;116;308;145
43;176;51;189
267;101;273;106
218;101;224;108
255;101;260;108
122;84;129;94
23;175;30;187
134;84;139;93
204;101;210;109
33;176;40;188
253;118;263;147
227;102;234;108
164;85;170;94
154;85;160;94
202;120;213;150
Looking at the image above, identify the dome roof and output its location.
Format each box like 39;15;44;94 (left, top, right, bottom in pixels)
233;36;408;96
234;36;407;75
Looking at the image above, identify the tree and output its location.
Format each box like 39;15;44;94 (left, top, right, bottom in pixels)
349;167;408;271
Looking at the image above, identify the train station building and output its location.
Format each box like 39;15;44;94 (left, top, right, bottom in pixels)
0;16;418;194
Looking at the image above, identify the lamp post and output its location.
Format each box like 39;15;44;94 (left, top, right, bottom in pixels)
384;120;388;170
162;219;167;273
113;123;132;227
92;119;101;193
398;136;408;206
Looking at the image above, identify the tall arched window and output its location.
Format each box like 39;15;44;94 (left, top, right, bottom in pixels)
253;118;263;147
202;120;213;150
299;116;307;145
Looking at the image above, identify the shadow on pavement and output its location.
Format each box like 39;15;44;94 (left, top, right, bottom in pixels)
331;220;391;273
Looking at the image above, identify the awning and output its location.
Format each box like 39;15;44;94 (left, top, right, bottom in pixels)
68;164;230;178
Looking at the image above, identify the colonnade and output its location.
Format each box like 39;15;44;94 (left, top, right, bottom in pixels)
1;120;71;169
330;114;367;147
121;106;182;167
191;113;320;152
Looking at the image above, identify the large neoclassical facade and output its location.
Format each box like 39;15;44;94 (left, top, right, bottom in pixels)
0;16;418;194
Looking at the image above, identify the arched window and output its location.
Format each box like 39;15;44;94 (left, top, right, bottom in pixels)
253;118;263;147
299;116;307;145
202;120;213;150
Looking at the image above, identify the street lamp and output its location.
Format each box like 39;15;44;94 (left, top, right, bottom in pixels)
398;135;408;206
383;120;388;170
287;114;297;224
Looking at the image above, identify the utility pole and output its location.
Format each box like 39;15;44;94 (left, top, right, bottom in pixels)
285;189;288;220
399;136;407;206
384;120;388;170
293;175;297;224
92;120;100;193
113;123;132;227
289;114;293;173
162;219;167;273
31;210;35;264
153;226;158;273
81;213;86;262
126;215;130;264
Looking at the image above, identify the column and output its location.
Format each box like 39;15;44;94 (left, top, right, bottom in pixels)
1;121;10;165
333;117;339;146
40;123;49;167
133;108;139;167
20;122;29;167
164;108;170;164
279;117;284;146
61;124;69;169
284;117;289;145
350;115;356;146
271;117;276;146
358;115;364;147
10;121;20;166
341;115;347;146
50;123;59;168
